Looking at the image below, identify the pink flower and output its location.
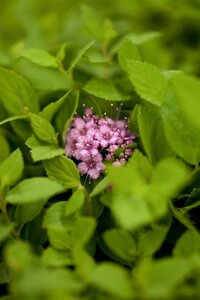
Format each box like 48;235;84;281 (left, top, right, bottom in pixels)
65;107;135;180
95;125;118;147
78;153;105;180
76;135;99;159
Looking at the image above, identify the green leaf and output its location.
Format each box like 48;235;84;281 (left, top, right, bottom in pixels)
42;247;72;267
0;115;27;126
15;201;46;229
0;67;39;115
19;48;59;68
30;145;65;162
43;202;71;250
138;105;174;164
6;177;65;204
43;155;80;189
26;135;65;162
0;135;10;164
0;223;14;243
5;240;36;271
17;59;69;92
161;88;200;165
30;113;58;145
103;229;137;263
71;216;96;247
17;268;82;294
87;262;134;298
90;176;110;198
81;5;103;41
65;189;85;217
127;31;161;45
39;91;71;121
137;218;171;258
84;79;130;101
109;151;189;230
0;149;24;190
169;202;196;231
170;73;200;129
118;37;141;71
173;230;200;258
127;61;168;106
68;40;95;71
55;91;79;139
134;258;193;299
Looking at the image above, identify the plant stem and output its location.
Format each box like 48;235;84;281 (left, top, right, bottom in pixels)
0;195;19;240
82;186;93;216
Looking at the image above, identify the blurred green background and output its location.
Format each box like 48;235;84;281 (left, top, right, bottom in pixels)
0;0;200;75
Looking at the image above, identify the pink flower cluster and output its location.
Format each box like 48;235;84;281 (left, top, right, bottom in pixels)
65;108;135;180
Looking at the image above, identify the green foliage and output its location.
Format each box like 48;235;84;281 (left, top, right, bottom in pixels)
127;61;168;106
6;177;65;204
108;151;189;230
138;105;174;163
0;67;39;115
0;149;24;190
0;1;200;299
19;48;59;68
43;155;80;189
84;79;130;101
161;88;200;165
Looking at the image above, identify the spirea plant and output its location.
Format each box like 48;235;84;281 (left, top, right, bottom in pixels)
0;1;200;300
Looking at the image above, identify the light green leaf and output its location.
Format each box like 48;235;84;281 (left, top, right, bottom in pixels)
6;177;65;204
84;79;130;101
30;113;57;145
127;61;168;106
0;115;27;126
0;67;39;115
30;145;65;162
65;189;85;217
171;73;200;129
44;155;80;189
88;262;134;298
118;37;141;71
103;229;137;263
43;202;71;250
0;223;14;243
135;258;193;299
127;31;161;45
173;230;200;258
68;40;95;71
26;135;65;162
0;149;24;190
138;105;174;164
19;48;58;68
109;151;189;230
17;59;69;92
42;247;72;267
81;5;103;41
161;89;200;165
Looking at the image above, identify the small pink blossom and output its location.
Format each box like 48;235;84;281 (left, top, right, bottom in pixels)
65;107;135;180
